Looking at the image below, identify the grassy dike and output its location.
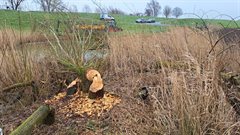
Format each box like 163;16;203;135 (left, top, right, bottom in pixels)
0;10;239;32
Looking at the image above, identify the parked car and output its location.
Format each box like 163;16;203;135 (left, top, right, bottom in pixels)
136;18;156;23
135;18;147;23
146;19;155;23
100;13;115;21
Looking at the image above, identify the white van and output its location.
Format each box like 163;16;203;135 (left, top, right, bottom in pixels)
100;13;115;21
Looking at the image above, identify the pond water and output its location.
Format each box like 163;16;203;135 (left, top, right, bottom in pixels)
84;49;108;62
22;43;107;63
144;22;171;26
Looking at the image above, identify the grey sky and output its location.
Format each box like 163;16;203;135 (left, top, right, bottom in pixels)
1;0;240;19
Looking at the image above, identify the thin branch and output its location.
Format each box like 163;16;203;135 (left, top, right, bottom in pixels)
2;81;33;92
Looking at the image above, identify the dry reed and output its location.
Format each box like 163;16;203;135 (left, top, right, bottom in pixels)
105;27;240;134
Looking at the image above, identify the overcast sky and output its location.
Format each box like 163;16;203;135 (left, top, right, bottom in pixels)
1;0;240;19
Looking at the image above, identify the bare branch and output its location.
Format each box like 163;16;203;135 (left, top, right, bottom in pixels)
34;0;66;12
91;0;106;13
7;0;25;10
145;0;161;17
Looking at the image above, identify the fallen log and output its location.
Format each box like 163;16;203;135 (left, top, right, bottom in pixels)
10;105;54;135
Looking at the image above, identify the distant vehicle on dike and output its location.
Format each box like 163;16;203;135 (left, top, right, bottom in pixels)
100;13;115;21
136;18;156;23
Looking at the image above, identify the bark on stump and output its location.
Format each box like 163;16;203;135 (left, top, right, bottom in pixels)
88;88;104;99
81;76;92;93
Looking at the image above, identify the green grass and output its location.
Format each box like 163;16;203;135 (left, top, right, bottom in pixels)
0;10;101;31
162;18;240;28
0;10;239;32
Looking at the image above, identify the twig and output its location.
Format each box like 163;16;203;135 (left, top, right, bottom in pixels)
208;29;240;55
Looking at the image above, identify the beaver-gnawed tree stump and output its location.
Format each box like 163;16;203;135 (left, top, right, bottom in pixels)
86;69;104;99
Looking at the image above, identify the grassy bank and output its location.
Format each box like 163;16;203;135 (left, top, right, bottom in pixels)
0;10;239;32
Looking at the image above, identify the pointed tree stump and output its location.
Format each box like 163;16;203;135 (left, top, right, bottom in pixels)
66;78;80;95
88;78;104;99
86;69;104;99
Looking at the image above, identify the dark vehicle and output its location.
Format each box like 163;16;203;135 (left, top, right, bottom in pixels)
136;18;156;23
146;19;155;23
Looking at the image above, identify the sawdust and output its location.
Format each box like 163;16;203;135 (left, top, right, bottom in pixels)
45;91;121;117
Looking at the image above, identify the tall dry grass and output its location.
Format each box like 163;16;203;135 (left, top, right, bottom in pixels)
106;27;240;134
0;29;47;87
0;29;54;109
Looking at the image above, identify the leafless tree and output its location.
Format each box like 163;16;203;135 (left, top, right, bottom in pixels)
91;0;106;13
94;7;101;13
130;12;143;16
163;5;171;18
82;4;92;13
172;7;183;18
94;7;107;13
145;0;161;17
34;0;66;12
108;7;125;15
69;5;78;12
7;0;25;10
145;9;152;16
135;13;144;16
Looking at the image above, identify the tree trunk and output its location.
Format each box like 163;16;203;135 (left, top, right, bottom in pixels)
10;105;54;135
81;73;91;93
